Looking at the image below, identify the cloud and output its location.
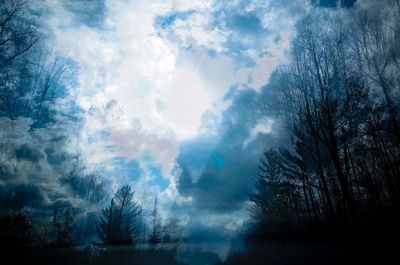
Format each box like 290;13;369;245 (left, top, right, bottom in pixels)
175;90;262;212
15;144;47;163
49;1;233;180
0;116;84;215
48;0;299;173
312;0;357;8
41;0;307;241
172;73;294;238
228;13;263;35
0;184;46;211
243;118;274;148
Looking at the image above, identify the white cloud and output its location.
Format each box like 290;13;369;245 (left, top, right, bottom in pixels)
243;118;274;148
49;0;297;165
47;0;235;200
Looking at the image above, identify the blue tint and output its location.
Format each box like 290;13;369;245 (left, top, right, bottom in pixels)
111;157;143;182
148;165;169;190
211;152;225;169
154;10;195;29
229;14;262;35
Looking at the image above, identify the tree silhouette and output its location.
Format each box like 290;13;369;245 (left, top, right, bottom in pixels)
52;208;74;247
0;213;36;249
97;185;141;245
149;196;162;245
249;4;400;241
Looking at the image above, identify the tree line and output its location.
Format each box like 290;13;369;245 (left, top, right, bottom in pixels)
0;182;184;248
249;1;400;241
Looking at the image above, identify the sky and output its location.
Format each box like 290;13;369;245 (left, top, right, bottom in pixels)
31;0;361;242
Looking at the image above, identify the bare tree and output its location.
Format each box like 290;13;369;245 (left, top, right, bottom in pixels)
0;0;38;68
149;196;162;245
250;4;400;241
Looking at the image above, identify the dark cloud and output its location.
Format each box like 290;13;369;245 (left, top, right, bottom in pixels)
0;184;46;210
176;162;193;197
312;0;357;8
0;116;85;215
15;144;46;162
178;135;218;181
177;83;288;213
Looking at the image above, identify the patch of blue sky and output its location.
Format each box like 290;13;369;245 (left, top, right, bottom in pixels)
223;39;257;66
87;135;96;145
223;86;238;101
228;13;263;35
109;157;143;182
154;10;195;30
132;153;169;190
210;3;273;66
147;165;169;190
87;130;110;144
98;130;110;140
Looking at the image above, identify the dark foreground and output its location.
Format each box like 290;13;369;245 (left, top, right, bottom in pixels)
219;241;396;265
6;237;398;265
8;246;186;265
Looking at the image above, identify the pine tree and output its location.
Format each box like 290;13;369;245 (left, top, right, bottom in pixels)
97;185;141;244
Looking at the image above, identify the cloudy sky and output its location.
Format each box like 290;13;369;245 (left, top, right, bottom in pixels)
40;0;312;241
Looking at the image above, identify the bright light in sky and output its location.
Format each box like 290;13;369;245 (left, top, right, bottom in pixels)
159;66;212;140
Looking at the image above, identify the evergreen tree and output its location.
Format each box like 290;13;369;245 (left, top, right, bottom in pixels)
97;185;141;245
